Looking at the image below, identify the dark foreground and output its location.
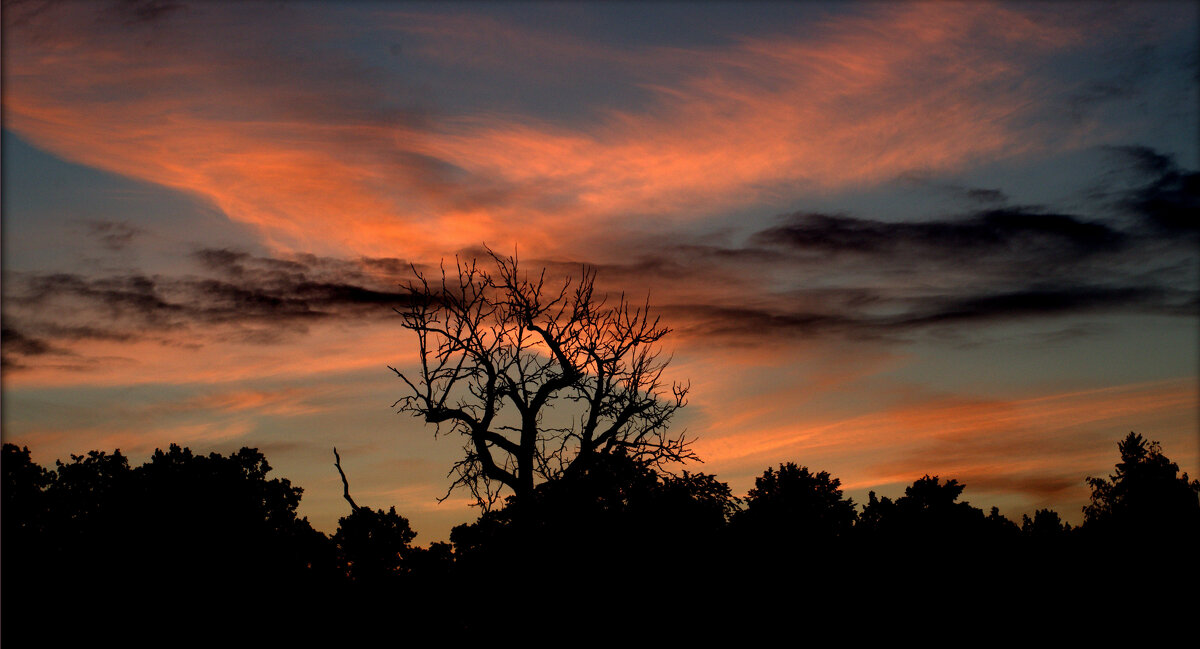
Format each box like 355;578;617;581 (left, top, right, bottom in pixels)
3;432;1197;642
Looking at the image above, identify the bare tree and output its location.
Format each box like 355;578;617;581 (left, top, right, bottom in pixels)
390;249;694;507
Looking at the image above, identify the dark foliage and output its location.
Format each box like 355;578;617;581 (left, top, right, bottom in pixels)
1021;508;1072;540
4;431;1196;638
334;506;418;584
1;443;337;643
1082;431;1200;542
449;451;736;579
731;463;856;547
859;475;994;546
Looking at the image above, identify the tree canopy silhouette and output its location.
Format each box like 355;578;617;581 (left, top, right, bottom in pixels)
447;450;736;598
6;429;1199;638
391;249;693;506
732;462;856;545
859;474;994;546
0;443;338;642
1083;431;1200;540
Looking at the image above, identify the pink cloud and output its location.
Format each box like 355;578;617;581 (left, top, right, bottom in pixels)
5;2;1093;263
692;377;1198;513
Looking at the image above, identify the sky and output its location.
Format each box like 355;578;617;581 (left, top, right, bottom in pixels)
3;0;1197;542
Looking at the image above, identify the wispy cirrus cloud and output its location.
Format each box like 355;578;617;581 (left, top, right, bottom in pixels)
5;146;1195;378
83;220;144;251
4;1;1196;542
1;247;421;381
693;377;1198;514
4;1;1152;262
5;247;414;337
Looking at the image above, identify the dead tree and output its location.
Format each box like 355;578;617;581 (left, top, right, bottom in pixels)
390;248;694;507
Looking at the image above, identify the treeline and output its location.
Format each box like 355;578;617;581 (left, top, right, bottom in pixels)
3;432;1197;639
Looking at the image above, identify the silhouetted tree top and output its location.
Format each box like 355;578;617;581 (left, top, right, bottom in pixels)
1083;432;1200;539
2;445;54;540
733;462;856;542
391;248;693;506
334;506;418;582
448;451;737;576
329;448;449;585
1022;508;1072;539
2;444;353;643
860;475;991;543
1;443;328;576
986;506;1021;538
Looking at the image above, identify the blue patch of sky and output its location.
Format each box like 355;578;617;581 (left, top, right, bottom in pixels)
2;131;268;276
880;313;1199;397
323;2;853;129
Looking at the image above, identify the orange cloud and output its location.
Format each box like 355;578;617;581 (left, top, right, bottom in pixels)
4;2;1090;263
180;387;329;417
692;378;1198;512
5;317;404;389
4;2;1191;539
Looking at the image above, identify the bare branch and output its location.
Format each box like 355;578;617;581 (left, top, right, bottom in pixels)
333;447;361;512
391;249;694;505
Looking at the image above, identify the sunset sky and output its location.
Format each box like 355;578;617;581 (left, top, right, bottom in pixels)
3;1;1197;542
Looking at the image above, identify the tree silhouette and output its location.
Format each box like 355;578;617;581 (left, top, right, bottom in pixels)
2;445;54;542
1083;431;1200;541
131;444;331;585
1;442;338;643
334;506;417;583
391;249;693;506
986;506;1021;539
329;448;448;586
859;475;990;546
448;450;738;582
732;463;856;546
1021;508;1072;539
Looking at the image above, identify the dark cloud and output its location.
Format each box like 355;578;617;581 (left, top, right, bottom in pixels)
965;472;1079;500
111;0;184;24
661;283;1184;343
39;324;138;343
85;220;143;251
20;273;184;327
663;304;861;341
1068;80;1138;123
7;148;1194;361
4;249;419;357
1108;145;1176;179
1109;146;1200;234
897;173;1010;205
1;326;71;370
893;285;1182;327
752;208;1128;260
1;327;55;357
965;188;1007;204
359;256;414;276
192;248;253;273
600;146;1197;343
